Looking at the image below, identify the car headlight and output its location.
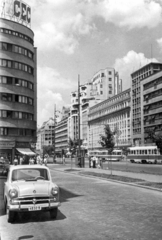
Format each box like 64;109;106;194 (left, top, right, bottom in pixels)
51;187;58;196
9;189;18;199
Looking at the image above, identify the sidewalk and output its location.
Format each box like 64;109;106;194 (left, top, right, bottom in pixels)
49;163;162;183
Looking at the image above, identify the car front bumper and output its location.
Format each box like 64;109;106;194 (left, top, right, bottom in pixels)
9;202;61;212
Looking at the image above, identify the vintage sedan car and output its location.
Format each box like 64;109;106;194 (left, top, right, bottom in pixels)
3;165;60;223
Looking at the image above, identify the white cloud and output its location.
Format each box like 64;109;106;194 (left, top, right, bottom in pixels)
97;0;162;29
37;66;75;125
29;0;162;54
114;50;158;90
31;0;95;54
157;38;162;51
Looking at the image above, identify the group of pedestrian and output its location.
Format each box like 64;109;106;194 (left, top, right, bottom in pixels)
90;156;102;168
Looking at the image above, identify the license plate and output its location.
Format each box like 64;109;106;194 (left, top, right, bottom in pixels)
28;206;41;211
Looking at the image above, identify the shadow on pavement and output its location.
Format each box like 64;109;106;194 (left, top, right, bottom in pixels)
60;187;83;203
9;209;66;224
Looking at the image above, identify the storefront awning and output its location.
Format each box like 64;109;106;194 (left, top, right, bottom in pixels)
16;148;36;156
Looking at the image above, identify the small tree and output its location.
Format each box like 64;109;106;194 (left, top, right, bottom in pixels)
146;129;162;154
42;145;54;157
99;124;116;173
68;138;75;157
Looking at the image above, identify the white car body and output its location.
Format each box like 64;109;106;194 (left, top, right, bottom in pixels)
4;165;60;223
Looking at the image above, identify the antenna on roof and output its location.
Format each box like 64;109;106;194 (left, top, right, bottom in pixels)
151;44;152;63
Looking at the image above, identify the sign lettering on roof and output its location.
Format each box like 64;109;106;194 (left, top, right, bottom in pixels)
1;0;31;28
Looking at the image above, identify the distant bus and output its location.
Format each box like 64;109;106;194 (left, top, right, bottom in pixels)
88;149;123;162
127;146;162;164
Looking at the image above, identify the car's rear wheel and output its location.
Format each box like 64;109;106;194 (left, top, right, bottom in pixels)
50;208;58;219
5;201;15;223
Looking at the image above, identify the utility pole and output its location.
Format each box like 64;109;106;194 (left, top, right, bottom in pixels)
78;74;81;167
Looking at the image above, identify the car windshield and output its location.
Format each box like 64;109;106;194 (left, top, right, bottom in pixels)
11;168;49;181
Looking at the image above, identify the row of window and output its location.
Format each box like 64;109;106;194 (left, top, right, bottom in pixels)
144;112;162;121
89;101;130;121
90;91;130;114
143;101;162;114
0;76;34;90
144;77;162;90
0;42;33;60
132;71;152;83
144;88;162;101
1;93;33;105
145;124;162;132
0;127;35;137
0;110;34;120
129;149;158;155
0;59;34;75
0;28;33;45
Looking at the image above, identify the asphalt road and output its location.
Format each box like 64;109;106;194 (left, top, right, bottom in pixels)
0;169;162;240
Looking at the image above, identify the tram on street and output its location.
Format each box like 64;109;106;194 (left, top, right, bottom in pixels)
88;149;123;161
127;146;162;164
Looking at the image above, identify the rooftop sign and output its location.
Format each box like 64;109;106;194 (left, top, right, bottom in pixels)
1;0;31;28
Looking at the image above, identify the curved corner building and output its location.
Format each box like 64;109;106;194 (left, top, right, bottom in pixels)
0;13;37;162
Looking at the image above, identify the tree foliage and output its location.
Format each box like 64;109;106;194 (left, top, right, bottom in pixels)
99;124;116;154
68;138;83;156
146;130;162;154
42;145;54;156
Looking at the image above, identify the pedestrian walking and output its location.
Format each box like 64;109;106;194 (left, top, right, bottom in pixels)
62;154;65;165
19;156;23;165
44;156;47;166
36;154;41;164
29;157;34;165
13;156;18;165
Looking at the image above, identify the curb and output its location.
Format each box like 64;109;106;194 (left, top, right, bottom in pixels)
79;172;162;193
50;168;162;193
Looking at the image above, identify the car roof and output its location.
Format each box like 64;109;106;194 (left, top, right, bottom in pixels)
9;165;49;170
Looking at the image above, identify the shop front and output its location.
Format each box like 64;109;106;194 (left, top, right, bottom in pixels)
15;142;36;164
0;141;15;163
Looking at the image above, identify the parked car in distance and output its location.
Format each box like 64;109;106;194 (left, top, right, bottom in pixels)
3;165;60;223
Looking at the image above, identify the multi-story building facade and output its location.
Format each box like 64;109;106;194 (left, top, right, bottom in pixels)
141;70;162;144
55;116;68;156
38;118;54;151
131;62;162;145
68;68;122;149
55;106;69;156
88;89;131;150
90;68;122;100
0;2;37;162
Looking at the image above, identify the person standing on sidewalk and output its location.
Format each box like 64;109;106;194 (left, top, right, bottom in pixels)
13;156;18;165
62;154;65;165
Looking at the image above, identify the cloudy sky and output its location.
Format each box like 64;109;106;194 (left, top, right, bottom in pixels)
27;0;162;127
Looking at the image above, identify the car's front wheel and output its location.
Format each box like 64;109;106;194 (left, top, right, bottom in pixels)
5;201;15;223
50;208;58;219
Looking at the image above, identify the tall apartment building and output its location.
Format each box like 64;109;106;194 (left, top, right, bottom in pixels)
0;1;37;162
55;107;69;156
88;89;131;150
90;68;122;100
55;116;68;156
131;62;162;145
68;68;122;149
38;118;54;151
141;70;162;144
68;83;93;142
